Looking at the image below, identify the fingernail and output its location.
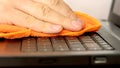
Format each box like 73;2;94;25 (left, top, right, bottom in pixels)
71;18;83;30
51;24;62;31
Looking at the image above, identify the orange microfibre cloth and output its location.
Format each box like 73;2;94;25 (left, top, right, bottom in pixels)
0;12;102;39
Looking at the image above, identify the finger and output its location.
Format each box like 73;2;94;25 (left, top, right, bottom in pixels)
4;8;63;33
0;1;13;25
12;0;83;31
33;0;77;19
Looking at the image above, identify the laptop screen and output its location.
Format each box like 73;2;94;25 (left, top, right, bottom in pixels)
109;0;120;27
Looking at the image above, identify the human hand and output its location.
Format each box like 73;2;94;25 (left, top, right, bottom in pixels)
0;0;84;33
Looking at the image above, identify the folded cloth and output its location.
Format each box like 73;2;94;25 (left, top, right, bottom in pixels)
0;11;102;39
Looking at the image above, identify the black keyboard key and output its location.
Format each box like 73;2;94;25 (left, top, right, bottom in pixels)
51;37;69;51
79;36;95;43
101;44;114;50
21;38;37;52
79;36;102;50
84;42;102;50
37;38;53;52
65;37;85;51
91;34;114;50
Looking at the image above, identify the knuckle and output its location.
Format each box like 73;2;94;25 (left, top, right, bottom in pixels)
48;0;60;6
39;5;51;17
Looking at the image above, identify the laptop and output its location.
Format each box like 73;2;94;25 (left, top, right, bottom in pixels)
0;0;120;67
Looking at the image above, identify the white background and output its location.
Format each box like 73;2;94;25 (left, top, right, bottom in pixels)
64;0;113;20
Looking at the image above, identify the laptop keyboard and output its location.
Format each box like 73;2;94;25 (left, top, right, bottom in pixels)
21;33;114;52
